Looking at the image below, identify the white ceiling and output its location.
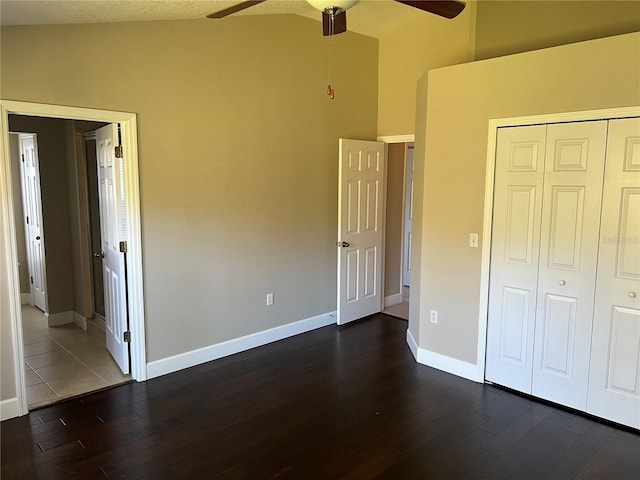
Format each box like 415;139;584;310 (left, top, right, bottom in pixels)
0;0;435;39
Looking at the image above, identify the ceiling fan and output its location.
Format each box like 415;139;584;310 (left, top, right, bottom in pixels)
207;1;466;36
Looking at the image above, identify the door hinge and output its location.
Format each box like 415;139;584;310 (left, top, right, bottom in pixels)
115;145;123;158
26;216;29;225
21;154;25;162
123;331;131;343
119;241;127;253
30;276;33;284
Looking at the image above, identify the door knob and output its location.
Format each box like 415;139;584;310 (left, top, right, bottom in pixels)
629;292;637;299
335;241;350;248
559;280;566;286
35;236;40;240
94;252;104;258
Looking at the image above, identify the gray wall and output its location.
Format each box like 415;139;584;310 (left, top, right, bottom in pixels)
9;116;75;316
9;134;30;294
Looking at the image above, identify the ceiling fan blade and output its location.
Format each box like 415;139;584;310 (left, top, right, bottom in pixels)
394;1;466;19
322;10;347;36
207;0;267;19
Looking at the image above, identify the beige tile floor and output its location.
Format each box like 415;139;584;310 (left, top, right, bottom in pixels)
383;286;410;320
21;305;131;408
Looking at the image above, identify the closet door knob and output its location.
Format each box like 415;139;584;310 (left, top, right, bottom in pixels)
559;280;566;286
629;292;637;299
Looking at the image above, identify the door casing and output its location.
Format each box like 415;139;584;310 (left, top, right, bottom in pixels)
0;100;147;417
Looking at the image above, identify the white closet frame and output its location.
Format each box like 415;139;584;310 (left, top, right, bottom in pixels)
476;106;640;377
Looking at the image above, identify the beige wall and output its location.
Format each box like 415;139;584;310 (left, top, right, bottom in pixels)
384;143;405;297
1;16;378;372
377;2;476;136
414;32;640;364
9;134;30;293
475;1;640;60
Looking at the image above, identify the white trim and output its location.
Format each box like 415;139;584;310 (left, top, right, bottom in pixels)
406;328;418;361
477;106;640;381
73;312;87;331
0;398;20;421
147;311;336;379
1;100;147;418
0;103;28;417
417;348;484;382
377;134;415;143
45;310;73;327
384;293;403;307
20;293;32;305
406;329;482;381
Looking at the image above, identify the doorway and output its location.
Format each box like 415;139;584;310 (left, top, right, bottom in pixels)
383;139;414;321
9;119;130;408
1;100;147;418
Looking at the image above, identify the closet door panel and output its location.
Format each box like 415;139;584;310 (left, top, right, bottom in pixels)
587;117;640;429
486;125;546;393
532;121;608;410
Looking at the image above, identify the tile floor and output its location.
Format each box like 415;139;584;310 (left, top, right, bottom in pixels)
383;286;410;320
21;305;131;408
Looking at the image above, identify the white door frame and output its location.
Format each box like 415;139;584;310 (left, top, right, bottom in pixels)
0;100;147;417
476;106;640;382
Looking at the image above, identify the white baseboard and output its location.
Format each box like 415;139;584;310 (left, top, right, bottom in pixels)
20;293;32;305
384;293;403;307
73;312;87;331
46;310;74;327
406;329;483;383
147;311;337;380
406;328;418;360
0;397;20;421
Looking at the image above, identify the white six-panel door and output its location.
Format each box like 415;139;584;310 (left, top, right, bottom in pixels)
587;117;640;428
485;125;547;393
337;139;385;325
18;134;47;313
531;121;608;410
96;124;130;374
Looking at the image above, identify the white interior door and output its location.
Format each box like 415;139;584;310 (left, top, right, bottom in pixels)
403;146;414;287
485;125;547;393
19;133;47;313
337;138;385;325
96;124;130;374
587;117;640;429
531;121;608;410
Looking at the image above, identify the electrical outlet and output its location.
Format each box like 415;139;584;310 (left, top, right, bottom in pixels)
266;293;274;306
469;233;479;248
430;310;438;324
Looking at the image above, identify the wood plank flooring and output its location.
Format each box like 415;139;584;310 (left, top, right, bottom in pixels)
2;314;639;479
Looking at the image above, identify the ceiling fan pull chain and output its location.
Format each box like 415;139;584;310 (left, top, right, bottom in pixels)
327;33;335;100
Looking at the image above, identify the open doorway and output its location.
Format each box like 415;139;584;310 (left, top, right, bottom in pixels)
1;100;147;418
9;117;131;408
383;141;413;320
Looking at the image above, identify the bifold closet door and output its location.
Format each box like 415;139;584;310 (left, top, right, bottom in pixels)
587;117;640;429
530;120;608;411
485;125;546;394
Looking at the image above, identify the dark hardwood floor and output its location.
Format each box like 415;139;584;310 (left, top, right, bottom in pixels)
2;314;639;479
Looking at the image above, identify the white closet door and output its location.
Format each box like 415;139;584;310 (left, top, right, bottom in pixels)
587;117;640;429
485;125;547;393
531;121;608;410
